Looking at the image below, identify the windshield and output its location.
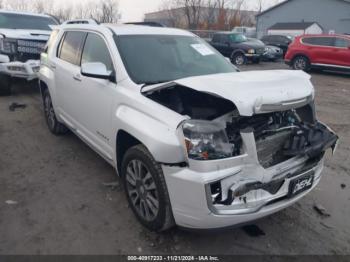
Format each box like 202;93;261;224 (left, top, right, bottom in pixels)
115;35;237;85
0;13;58;30
229;34;247;43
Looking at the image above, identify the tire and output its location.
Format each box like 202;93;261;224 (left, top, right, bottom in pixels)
0;74;12;96
292;55;310;71
122;145;175;232
42;88;68;135
231;52;246;66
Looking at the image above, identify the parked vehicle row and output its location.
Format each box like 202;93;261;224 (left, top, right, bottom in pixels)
39;21;338;231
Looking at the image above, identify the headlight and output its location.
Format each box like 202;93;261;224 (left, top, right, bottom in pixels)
181;120;235;161
247;49;255;54
264;47;271;52
0;37;17;54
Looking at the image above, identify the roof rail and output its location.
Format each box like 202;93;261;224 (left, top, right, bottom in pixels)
62;19;99;25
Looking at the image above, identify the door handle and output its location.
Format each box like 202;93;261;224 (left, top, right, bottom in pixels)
73;74;82;82
50;63;56;70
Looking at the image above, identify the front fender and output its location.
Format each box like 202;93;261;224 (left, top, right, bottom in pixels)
114;104;186;164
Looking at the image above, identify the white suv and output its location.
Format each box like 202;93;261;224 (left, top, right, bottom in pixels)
39;23;338;231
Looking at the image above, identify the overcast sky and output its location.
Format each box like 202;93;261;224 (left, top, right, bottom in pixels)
59;0;283;22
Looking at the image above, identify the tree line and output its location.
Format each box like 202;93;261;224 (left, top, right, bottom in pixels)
0;0;120;23
160;0;282;30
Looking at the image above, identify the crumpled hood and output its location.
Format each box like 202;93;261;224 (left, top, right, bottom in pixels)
142;70;314;116
0;29;51;41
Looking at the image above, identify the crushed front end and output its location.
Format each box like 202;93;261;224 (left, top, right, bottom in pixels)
146;84;338;229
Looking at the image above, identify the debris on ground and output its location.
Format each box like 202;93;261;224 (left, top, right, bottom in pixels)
102;181;119;190
137;247;143;253
9;102;27;112
242;225;266;237
105;192;113;201
5;200;18;205
320;222;334;229
341;183;346;189
314;204;331;217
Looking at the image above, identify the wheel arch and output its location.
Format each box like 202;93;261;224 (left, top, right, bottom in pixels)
116;130;142;175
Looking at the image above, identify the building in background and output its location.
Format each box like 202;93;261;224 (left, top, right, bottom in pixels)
256;0;350;38
267;22;323;37
144;7;257;30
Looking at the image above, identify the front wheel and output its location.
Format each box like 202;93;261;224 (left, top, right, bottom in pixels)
43;89;68;135
292;55;310;71
0;74;12;96
122;145;175;231
231;52;247;66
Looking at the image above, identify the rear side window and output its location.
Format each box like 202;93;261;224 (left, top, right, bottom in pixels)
302;37;333;47
58;31;87;65
334;37;349;48
81;33;114;71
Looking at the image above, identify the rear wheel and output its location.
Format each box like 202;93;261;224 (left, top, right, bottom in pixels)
43;89;68;135
122;145;174;231
292;55;310;71
0;74;12;96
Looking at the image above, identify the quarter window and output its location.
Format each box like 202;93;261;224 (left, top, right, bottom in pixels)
334;37;349;48
58;31;87;65
81;33;114;71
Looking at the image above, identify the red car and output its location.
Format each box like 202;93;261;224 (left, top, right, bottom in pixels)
285;34;350;72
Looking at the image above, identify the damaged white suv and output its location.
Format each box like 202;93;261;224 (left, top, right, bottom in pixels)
0;10;58;95
39;23;338;231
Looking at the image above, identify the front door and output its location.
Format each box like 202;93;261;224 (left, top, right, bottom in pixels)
72;32;116;161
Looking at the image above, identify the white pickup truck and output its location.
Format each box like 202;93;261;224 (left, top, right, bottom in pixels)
0;10;59;95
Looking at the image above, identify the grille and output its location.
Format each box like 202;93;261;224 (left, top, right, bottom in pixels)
256;48;265;54
17;39;46;55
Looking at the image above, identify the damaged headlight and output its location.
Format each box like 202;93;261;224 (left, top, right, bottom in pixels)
181;120;234;161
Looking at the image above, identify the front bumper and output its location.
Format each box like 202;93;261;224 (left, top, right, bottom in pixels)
163;155;324;229
0;56;40;80
245;53;262;59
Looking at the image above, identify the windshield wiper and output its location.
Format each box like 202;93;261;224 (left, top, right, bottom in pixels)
141;80;171;88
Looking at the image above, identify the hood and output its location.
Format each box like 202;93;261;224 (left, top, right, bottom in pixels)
142;70;314;116
240;40;265;48
0;29;51;41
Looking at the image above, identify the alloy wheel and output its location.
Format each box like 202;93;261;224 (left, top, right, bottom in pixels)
126;159;159;221
44;94;56;130
294;57;307;70
235;55;245;65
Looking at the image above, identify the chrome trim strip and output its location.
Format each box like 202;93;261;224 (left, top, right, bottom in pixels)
311;63;350;69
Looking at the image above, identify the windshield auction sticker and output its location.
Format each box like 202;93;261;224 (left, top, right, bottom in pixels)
191;44;215;56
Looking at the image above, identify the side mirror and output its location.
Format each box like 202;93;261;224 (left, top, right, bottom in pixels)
81;62;115;82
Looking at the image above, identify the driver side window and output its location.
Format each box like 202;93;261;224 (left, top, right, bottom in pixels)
81;33;114;71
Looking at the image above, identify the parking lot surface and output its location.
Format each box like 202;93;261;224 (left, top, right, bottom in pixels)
0;62;349;255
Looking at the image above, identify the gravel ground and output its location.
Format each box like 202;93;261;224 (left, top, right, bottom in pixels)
0;62;349;255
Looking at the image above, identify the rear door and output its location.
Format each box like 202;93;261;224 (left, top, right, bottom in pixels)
332;37;350;67
301;36;334;65
54;31;87;128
